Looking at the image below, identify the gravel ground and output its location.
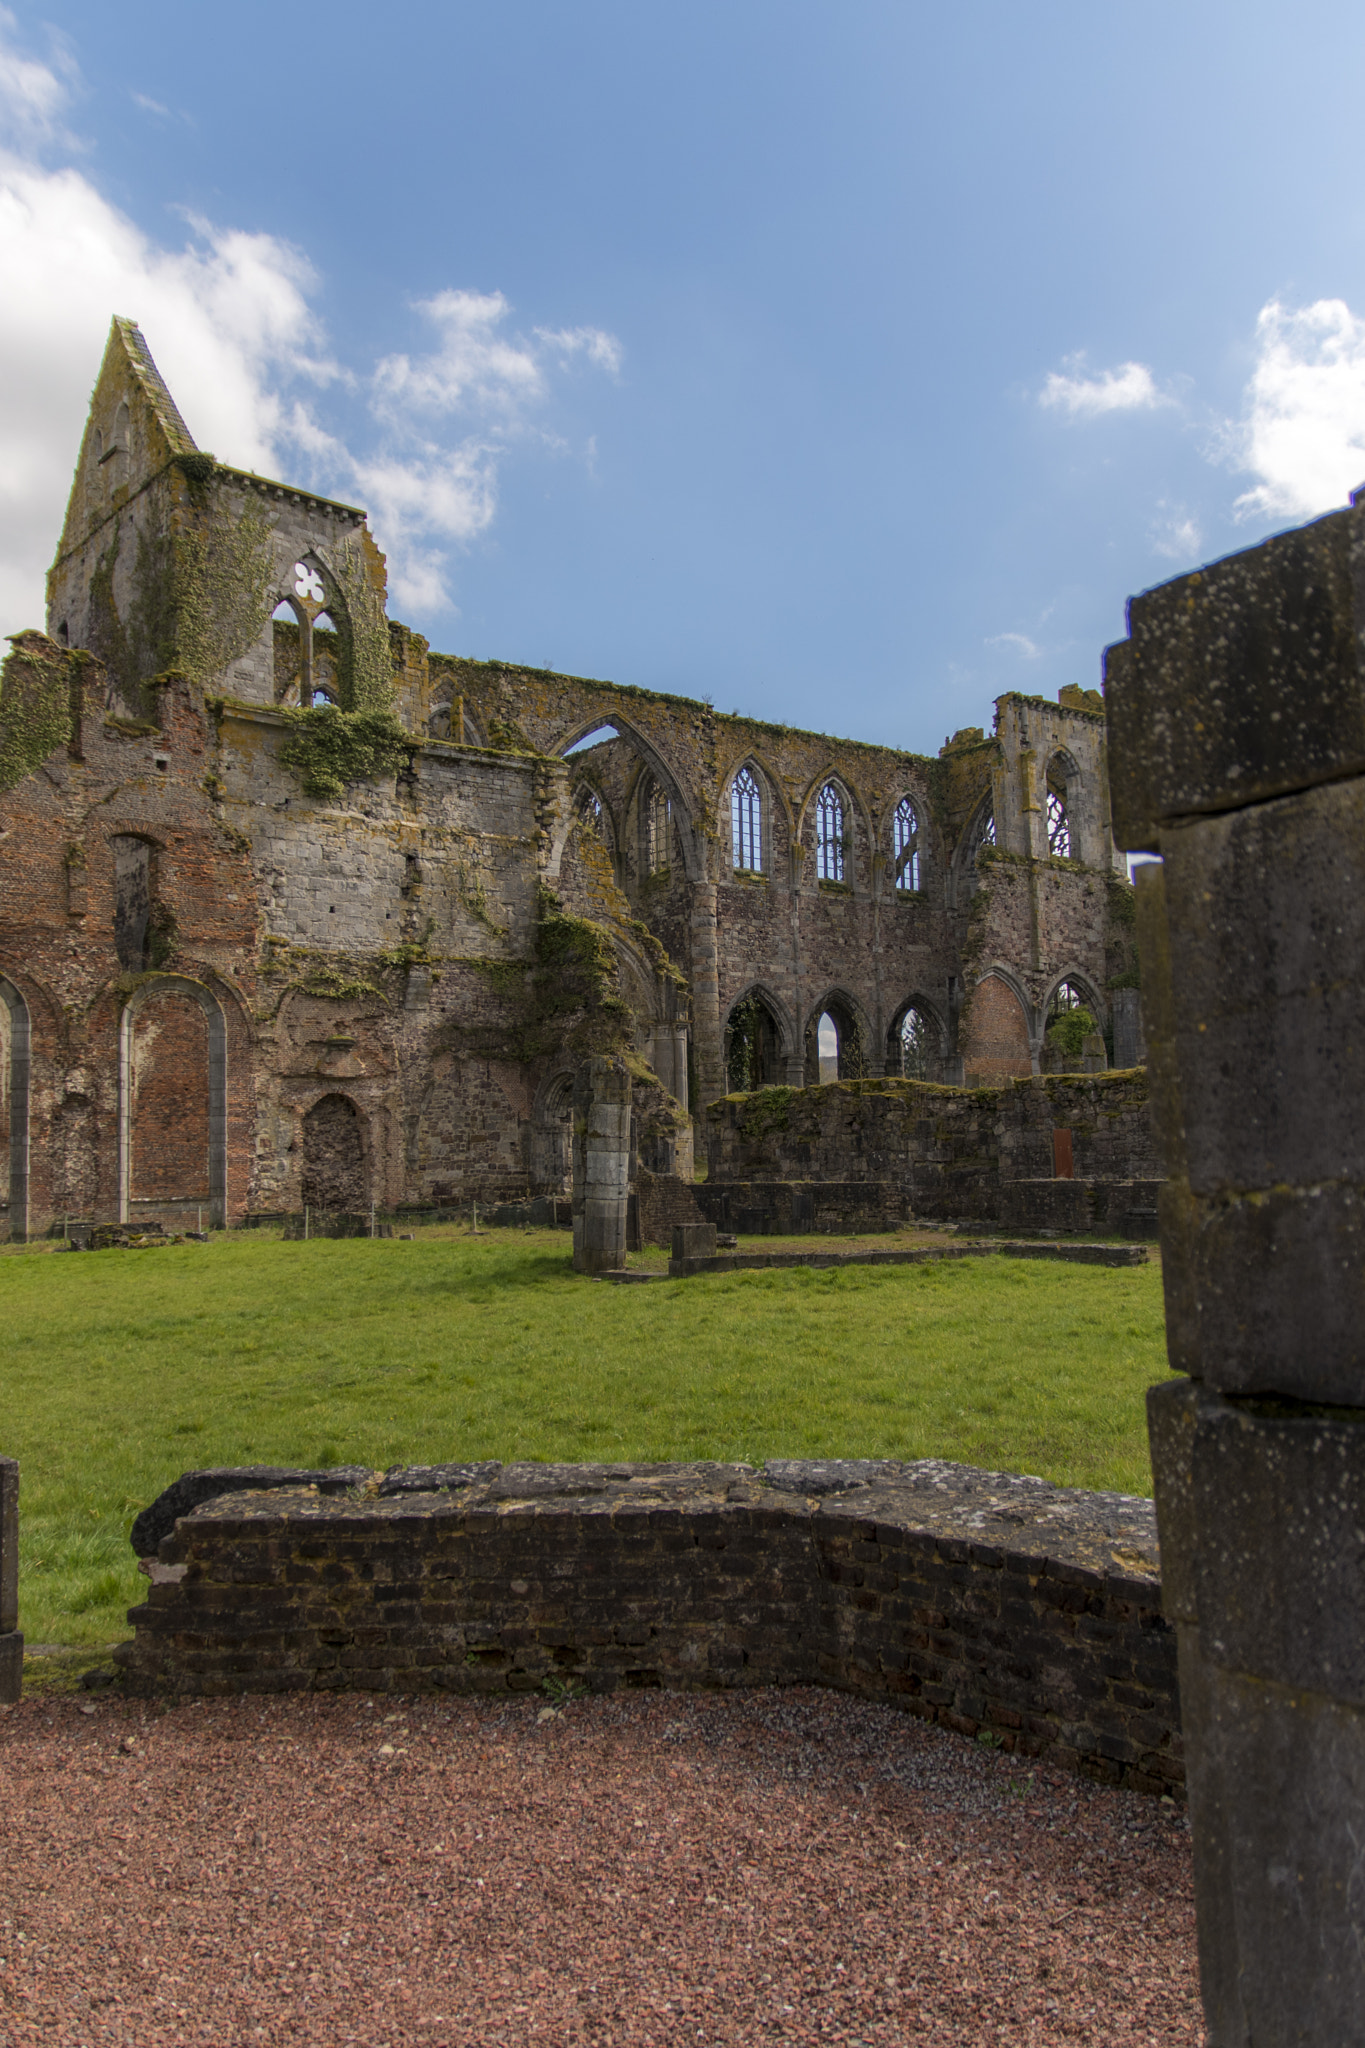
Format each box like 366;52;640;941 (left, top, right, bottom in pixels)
0;1686;1203;2046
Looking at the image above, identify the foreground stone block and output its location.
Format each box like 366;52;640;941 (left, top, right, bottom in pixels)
114;1457;1180;1794
1111;504;1365;2040
1105;507;1365;850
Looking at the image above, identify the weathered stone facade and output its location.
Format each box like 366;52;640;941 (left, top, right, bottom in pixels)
0;320;1138;1238
116;1457;1181;1796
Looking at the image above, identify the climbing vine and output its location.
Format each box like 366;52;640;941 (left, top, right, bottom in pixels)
276;706;410;803
0;633;72;793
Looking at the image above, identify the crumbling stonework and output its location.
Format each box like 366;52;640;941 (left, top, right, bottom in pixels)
701;1070;1156;1230
0;320;1138;1238
1107;500;1365;2043
116;1457;1180;1795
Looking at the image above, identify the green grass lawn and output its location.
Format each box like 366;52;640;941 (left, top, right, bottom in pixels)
3;1228;1174;1648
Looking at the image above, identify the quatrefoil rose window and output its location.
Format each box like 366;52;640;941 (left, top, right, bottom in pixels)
293;563;325;607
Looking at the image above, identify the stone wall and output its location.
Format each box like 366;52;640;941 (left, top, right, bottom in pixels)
117;1458;1180;1796
702;1070;1156;1226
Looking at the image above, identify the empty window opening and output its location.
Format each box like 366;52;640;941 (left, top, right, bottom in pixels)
816;783;846;882
112;837;152;972
726;994;783;1093
817;1013;839;1083
976;803;996;849
293;561;326;607
1046;981;1098;1066
806;997;866;1083
893;796;920;892
1047;786;1072;858
643;779;672;874
732;767;763;873
895;1005;935;1080
576;786;605;837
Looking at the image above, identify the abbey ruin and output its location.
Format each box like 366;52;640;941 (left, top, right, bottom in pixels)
0;320;1142;1240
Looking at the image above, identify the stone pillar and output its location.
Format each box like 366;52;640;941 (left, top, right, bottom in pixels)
1106;501;1365;2046
572;1057;631;1275
0;1458;21;1703
688;885;727;1105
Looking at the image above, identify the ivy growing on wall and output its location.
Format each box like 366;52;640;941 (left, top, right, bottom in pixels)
0;632;73;794
330;537;393;715
276;707;410;802
466;885;634;1064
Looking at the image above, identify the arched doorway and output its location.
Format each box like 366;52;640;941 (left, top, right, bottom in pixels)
118;975;228;1227
804;993;868;1084
888;1000;942;1081
302;1094;367;1213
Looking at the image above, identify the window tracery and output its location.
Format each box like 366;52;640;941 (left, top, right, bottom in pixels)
816;783;845;882
732;766;762;872
893;796;920;891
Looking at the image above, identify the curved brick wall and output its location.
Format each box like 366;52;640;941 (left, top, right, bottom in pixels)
117;1457;1181;1795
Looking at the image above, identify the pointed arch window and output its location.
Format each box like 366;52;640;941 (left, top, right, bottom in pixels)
732;766;763;873
643;779;672;873
816;782;845;882
577;786;605;836
976;802;996;849
1047;787;1071;858
893;796;920;892
897;1004;934;1079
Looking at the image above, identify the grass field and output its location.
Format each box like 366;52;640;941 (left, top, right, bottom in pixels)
3;1227;1173;1648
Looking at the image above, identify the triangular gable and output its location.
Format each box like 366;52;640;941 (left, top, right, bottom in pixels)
53;317;199;567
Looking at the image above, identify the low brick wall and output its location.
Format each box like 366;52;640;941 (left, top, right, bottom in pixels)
116;1458;1181;1795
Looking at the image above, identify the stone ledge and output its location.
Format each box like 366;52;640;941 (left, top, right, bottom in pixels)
114;1457;1178;1795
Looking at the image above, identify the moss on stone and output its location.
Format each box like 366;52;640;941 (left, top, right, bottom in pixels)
276;706;410;802
0;632;73;792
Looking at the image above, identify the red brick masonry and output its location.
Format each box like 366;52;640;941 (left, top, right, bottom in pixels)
116;1457;1180;1797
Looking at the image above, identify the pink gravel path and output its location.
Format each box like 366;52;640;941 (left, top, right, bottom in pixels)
0;1686;1203;2046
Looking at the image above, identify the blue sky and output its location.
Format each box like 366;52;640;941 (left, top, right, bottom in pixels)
4;2;1365;754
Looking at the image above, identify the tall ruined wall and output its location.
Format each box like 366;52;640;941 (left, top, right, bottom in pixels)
0;628;680;1236
439;658;1133;1103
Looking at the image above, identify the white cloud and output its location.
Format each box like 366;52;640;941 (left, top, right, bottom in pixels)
987;631;1041;659
1150;502;1203;561
1230;297;1365;522
372;290;547;424
1040;355;1167;420
0;17;621;627
131;91;171;118
0;7;75;150
535;325;624;376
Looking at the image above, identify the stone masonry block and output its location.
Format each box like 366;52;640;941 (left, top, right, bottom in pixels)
1178;1626;1365;2048
1104;506;1365;851
1158;777;1365;1196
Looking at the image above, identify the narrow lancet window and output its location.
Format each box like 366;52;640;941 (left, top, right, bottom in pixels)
893;796;920;891
732;767;762;872
816;783;845;882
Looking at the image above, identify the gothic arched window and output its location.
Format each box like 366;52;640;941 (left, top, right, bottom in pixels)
1047;788;1071;858
816;783;845;882
576;786;605;836
897;1004;934;1079
893;796;920;892
732;767;763;873
643;780;672;873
